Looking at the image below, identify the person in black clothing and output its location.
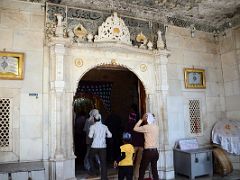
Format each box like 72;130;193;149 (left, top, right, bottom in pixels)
125;104;144;180
105;111;123;163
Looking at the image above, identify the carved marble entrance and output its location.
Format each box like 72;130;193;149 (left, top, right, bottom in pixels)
46;12;173;180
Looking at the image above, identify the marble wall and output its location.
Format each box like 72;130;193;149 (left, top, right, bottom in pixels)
165;25;225;146
0;1;240;180
220;27;240;120
220;27;240;169
0;0;45;162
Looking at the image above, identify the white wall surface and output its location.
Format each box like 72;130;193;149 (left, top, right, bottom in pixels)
221;27;240;120
0;0;45;161
166;25;225;147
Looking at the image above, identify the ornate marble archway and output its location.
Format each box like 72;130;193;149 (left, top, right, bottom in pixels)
46;12;173;180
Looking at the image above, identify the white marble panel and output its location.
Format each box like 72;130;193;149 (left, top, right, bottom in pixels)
235;28;240;49
225;96;240;111
206;82;221;97
32;170;45;180
201;40;218;54
0;174;8;180
167;96;183;113
30;14;44;30
21;51;43;92
12;172;28;180
221;51;237;66
167;48;184;64
176;64;186;81
168;80;182;96
226;111;240;120
0;0;43;13
197;53;221;69
1;11;30;29
20;138;42;161
183;51;205;67
165;35;182;49
13;30;44;51
20;93;42;116
63;159;76;179
158;149;174;179
220;35;235;54
222;64;239;82
206;97;221;112
0;80;23;88
167;64;178;80
168;112;185;145
206;68;223;83
0;28;13;49
206;112;222;129
224;81;234;96
232;80;240;95
182;37;217;54
20;115;42;138
219;96;226;112
167;25;189;37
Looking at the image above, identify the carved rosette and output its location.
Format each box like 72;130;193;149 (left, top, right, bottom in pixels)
94;12;131;45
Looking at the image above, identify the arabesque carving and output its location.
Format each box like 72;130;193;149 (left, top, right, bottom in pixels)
94;12;131;45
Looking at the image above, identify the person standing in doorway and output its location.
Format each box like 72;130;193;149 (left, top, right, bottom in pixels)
125;104;144;180
114;132;135;180
83;109;99;172
74;110;87;168
133;113;159;180
89;112;112;180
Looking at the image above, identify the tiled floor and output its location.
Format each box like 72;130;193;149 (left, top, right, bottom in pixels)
76;169;240;180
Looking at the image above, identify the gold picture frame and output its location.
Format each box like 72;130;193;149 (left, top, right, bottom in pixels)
0;51;24;80
184;68;206;89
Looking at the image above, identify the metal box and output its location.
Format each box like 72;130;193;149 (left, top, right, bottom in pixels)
174;148;213;179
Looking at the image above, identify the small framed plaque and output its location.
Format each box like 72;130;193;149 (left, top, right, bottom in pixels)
0;51;24;80
184;68;206;89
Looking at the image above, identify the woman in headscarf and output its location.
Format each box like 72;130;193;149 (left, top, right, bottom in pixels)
133;113;159;180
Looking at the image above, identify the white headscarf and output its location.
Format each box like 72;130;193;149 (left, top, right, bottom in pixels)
146;112;155;124
94;113;102;121
89;109;99;117
88;109;102;122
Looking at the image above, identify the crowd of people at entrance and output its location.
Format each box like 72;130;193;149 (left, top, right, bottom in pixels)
76;104;159;180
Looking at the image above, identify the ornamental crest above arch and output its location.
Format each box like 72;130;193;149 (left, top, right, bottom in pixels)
94;12;131;45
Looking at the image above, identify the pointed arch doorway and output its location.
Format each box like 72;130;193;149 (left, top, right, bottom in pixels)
73;64;146;177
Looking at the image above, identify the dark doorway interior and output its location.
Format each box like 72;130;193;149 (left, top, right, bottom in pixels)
73;66;146;175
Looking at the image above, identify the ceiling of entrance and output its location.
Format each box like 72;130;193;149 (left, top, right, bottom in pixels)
48;0;240;32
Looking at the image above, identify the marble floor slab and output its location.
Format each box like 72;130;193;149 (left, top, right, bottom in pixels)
76;169;240;180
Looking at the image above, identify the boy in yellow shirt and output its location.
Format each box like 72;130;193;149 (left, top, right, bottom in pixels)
114;132;135;180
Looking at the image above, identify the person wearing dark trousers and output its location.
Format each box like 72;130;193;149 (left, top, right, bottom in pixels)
83;109;99;172
133;113;159;180
114;132;135;180
88;112;112;180
125;104;144;180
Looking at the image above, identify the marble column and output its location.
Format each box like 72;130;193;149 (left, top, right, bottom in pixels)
51;43;66;180
154;49;174;179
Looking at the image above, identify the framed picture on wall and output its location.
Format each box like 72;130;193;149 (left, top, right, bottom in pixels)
0;51;24;80
184;68;206;89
